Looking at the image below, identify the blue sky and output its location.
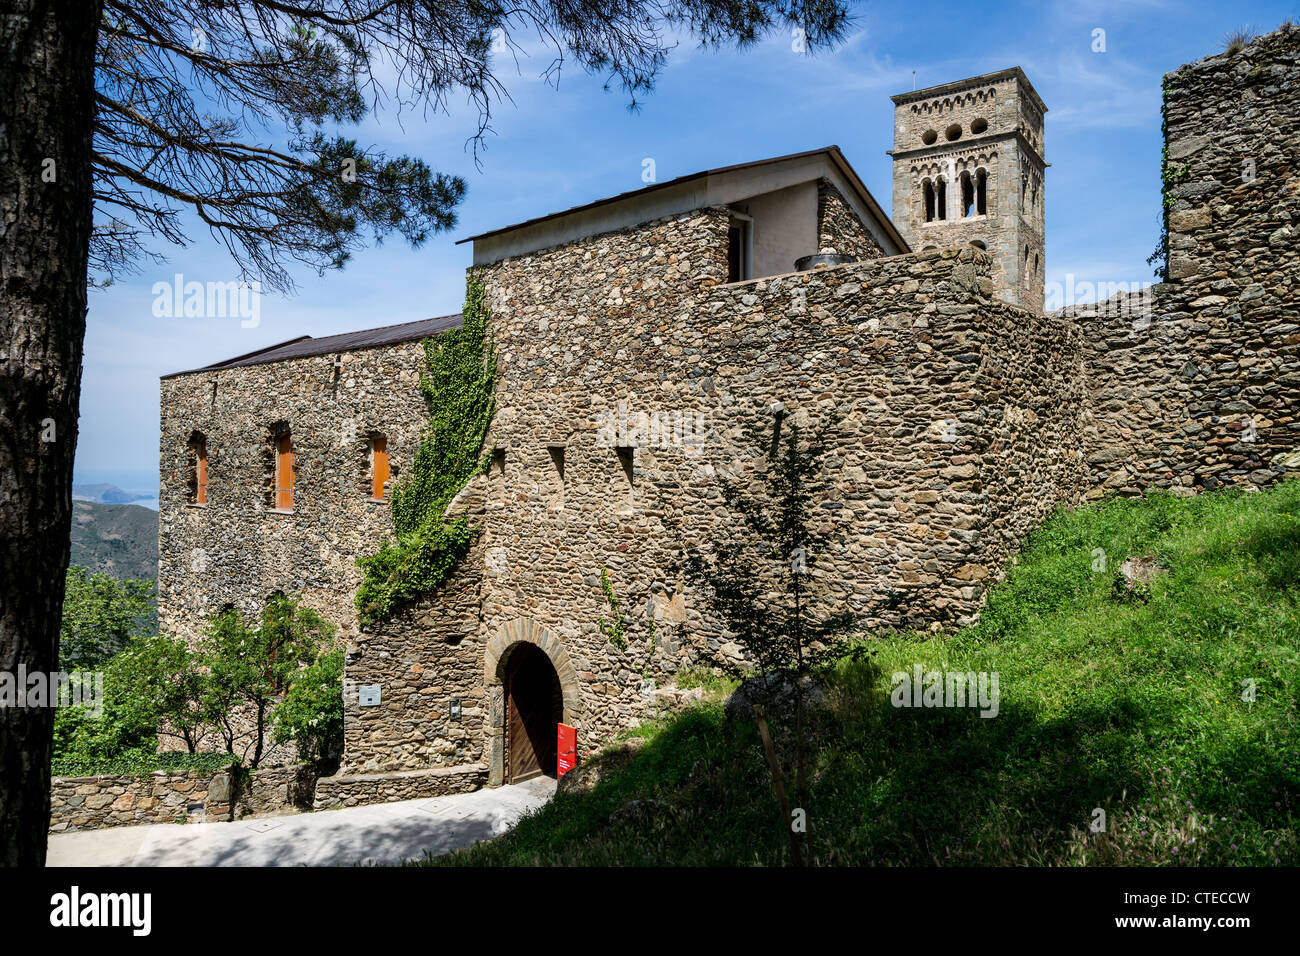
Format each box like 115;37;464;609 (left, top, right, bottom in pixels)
77;0;1299;497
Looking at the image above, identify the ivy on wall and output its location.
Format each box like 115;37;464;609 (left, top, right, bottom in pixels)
1148;69;1193;280
355;271;496;627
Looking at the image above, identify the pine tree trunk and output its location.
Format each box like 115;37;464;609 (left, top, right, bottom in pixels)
0;0;101;867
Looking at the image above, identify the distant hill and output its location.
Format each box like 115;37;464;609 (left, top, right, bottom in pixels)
69;500;158;580
73;482;153;505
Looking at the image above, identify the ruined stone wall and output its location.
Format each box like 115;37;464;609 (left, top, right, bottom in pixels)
816;179;886;260
1076;27;1300;495
974;301;1087;564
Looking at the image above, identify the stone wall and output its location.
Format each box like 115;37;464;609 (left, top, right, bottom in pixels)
314;764;486;810
49;763;324;831
234;763;317;818
339;508;488;775
816;179;886;261
49;766;236;832
158;337;433;761
158;340;430;649
475;231;1086;776
1075;26;1300;495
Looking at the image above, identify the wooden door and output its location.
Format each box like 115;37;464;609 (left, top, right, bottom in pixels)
506;644;560;783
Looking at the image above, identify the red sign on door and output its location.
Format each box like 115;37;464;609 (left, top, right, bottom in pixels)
557;723;577;779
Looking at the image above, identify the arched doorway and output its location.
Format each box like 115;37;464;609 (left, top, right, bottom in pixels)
505;642;562;783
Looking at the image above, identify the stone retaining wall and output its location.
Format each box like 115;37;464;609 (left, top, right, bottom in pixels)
50;762;319;831
234;763;318;818
313;763;487;810
49;766;236;832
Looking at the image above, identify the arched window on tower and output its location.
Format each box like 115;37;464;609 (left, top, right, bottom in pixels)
923;179;936;223
936;177;947;220
976;169;988;215
961;171;975;218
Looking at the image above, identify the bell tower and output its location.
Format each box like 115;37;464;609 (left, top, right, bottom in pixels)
889;68;1047;312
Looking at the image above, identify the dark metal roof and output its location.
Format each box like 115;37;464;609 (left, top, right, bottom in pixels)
162;313;463;378
456;145;909;254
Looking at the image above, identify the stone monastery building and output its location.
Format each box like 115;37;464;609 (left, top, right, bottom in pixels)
159;32;1300;808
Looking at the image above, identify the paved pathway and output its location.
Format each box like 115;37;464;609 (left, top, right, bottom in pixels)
47;777;555;867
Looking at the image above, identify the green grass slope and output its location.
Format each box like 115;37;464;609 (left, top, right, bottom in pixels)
432;481;1300;866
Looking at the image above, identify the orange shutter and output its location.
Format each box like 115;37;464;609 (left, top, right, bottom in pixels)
372;437;389;499
276;433;293;510
196;440;208;505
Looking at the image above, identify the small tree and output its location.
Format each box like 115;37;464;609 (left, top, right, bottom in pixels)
272;648;345;768
114;634;207;754
680;415;858;866
201;595;335;768
53;633;203;762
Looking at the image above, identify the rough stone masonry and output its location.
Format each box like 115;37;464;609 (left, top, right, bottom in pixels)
154;28;1300;809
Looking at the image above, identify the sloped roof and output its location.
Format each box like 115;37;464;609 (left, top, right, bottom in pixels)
162;313;463;378
458;145;909;256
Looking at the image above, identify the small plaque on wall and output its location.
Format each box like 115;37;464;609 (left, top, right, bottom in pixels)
358;685;382;707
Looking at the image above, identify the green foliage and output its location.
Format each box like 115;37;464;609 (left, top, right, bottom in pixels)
1147;72;1195;281
59;567;154;670
596;567;661;677
52;751;235;779
430;481;1300;866
596;568;627;650
673;665;739;697
1223;27;1256;54
356;270;496;626
202;594;336;767
54;632;203;763
272;648;345;764
675;415;859;866
54;595;337;771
